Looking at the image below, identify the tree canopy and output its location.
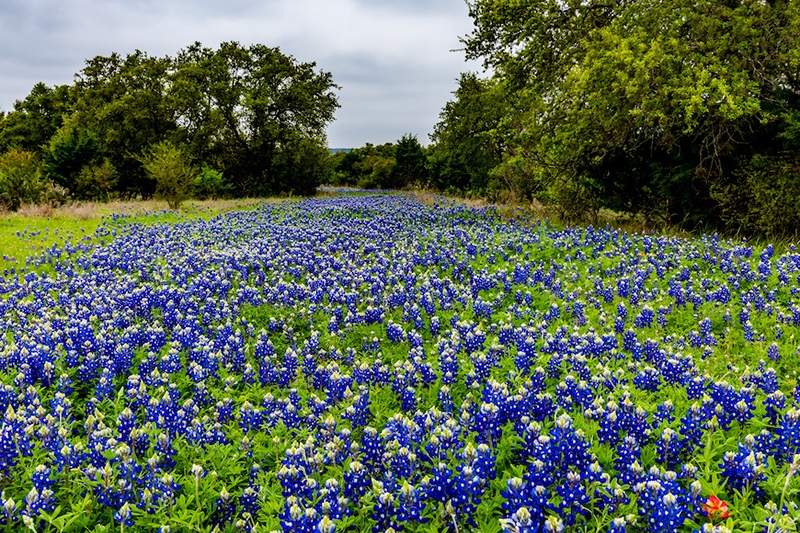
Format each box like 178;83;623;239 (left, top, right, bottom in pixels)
427;0;800;234
0;41;339;206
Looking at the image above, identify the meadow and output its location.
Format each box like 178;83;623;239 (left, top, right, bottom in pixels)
0;192;798;532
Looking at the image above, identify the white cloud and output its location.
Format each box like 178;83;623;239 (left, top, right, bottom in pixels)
0;0;480;146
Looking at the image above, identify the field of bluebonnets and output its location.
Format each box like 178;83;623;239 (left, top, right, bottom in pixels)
1;192;799;532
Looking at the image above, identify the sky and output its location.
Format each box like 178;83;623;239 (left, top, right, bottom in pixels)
0;0;480;147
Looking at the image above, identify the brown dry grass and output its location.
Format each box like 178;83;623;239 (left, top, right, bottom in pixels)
6;197;269;221
407;188;699;239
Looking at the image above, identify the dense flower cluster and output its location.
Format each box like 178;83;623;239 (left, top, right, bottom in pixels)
0;194;799;530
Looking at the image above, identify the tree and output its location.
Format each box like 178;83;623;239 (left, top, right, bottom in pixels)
0;83;74;153
332;143;398;189
169;42;339;196
139;141;196;209
392;134;427;188
75;159;117;201
42;115;100;191
461;0;800;232
74;50;176;197
0;149;45;210
428;73;507;195
2;42;339;201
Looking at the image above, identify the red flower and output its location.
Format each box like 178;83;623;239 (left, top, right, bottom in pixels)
703;495;730;520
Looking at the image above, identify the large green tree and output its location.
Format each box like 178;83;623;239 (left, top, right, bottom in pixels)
459;0;800;232
1;42;339;202
73;50;177;197
428;73;507;195
169;42;339;196
0;83;74;153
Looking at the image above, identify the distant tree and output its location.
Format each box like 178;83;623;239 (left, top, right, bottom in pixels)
331;143;400;189
170;42;339;196
74;50;175;197
139;141;196;209
0;149;45;210
392;134;427;188
2;42;339;202
354;153;395;189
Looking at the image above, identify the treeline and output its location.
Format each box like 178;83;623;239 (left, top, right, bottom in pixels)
0;42;338;210
425;1;800;236
328;135;427;189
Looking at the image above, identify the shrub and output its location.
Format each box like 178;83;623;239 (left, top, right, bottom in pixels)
40;182;70;208
0;149;46;211
549;174;602;225
139;141;196;209
43;117;100;191
714;155;800;237
192;165;229;199
75;159;117;201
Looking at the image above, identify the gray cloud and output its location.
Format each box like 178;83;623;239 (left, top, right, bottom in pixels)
0;0;479;147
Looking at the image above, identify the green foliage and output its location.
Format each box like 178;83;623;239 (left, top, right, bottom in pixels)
192;165;229;199
355;154;395;189
75;158;118;201
714;154;800;237
392;134;427;187
139;141;196;209
74;50;175;197
0;148;46;210
331;143;397;189
42;115;100;191
0;83;73;153
427;73;507;195
168;42;338;197
270;135;331;195
0;42;338;201
422;0;800;234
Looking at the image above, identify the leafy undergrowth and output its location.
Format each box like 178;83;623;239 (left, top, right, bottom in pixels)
0;193;799;532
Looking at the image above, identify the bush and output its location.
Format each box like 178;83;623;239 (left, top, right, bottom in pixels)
0;149;46;211
140;141;196;209
75;159;117;201
714;155;800;237
41;182;70;208
192;165;229;199
354;155;395;189
549;174;602;226
271;137;329;196
43;117;100;191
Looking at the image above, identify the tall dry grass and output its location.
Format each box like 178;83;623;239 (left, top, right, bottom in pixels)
5;197;269;221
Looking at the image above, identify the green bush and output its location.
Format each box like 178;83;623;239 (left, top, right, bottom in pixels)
548;174;602;226
192;165;229;199
0;149;46;210
43;116;100;190
715;155;800;237
139;141;196;209
354;155;395;189
75;159;117;201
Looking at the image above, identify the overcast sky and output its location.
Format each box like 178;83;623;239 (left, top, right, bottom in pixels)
0;0;479;147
